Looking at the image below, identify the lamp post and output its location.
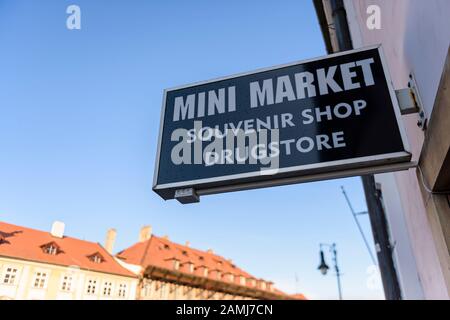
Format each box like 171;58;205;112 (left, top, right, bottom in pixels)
318;243;343;300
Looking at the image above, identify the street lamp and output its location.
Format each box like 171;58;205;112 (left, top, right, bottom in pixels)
318;250;329;275
317;243;343;300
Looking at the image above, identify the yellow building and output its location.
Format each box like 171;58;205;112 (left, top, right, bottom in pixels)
0;221;138;300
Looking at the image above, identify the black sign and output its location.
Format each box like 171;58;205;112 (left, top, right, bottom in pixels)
153;46;411;201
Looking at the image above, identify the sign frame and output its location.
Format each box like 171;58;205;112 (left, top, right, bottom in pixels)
153;45;413;201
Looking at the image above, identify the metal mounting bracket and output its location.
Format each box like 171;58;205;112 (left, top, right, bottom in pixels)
395;74;427;130
175;188;200;204
396;88;419;115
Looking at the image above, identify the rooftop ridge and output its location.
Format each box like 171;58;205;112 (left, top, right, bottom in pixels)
0;220;136;278
1;221;102;248
118;232;267;282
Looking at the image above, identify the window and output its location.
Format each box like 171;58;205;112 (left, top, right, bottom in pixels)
102;281;113;296
160;283;167;299
260;281;267;290
41;242;61;255
188;263;194;273
203;268;209;277
86;278;97;295
173;260;180;270
60;274;73;292
216;271;222;280
240;276;246;286
45;245;57;255
2;267;18;285
118;283;127;298
33;272;48;288
183;285;189;295
227;273;235;282
87;252;104;264
143;283;151;297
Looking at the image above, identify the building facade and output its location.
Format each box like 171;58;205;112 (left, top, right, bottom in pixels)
116;226;299;300
1;221;303;300
314;0;450;299
0;221;138;300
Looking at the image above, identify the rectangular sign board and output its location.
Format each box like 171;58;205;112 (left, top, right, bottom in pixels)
153;45;412;201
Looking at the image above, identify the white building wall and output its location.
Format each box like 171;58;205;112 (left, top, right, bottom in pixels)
343;0;450;299
375;173;424;299
15;265;30;299
0;257;137;300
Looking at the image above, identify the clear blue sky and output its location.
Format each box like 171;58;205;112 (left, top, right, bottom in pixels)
0;0;383;299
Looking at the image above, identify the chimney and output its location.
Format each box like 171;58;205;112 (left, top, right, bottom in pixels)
185;241;190;247
163;235;169;240
51;221;65;238
139;225;152;242
207;248;214;254
104;228;117;254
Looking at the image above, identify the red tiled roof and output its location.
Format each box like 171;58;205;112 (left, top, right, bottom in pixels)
291;293;308;300
0;221;136;278
117;235;283;293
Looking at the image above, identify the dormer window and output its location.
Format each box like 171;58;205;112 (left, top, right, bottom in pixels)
164;244;170;250
260;281;267;290
182;250;188;256
182;262;194;273
0;235;7;245
88;252;105;264
41;242;61;255
165;257;180;270
259;279;267;290
46;245;57;255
